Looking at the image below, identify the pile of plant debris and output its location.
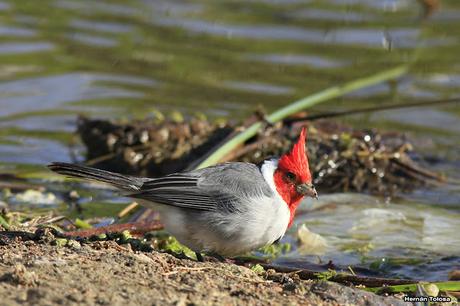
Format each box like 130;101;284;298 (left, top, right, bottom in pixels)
76;115;443;196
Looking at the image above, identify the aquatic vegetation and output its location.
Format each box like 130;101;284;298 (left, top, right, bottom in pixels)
258;242;292;259
77;114;442;196
250;264;265;274
314;269;337;281
157;235;197;260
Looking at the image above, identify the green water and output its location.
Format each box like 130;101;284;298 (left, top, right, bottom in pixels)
0;0;459;280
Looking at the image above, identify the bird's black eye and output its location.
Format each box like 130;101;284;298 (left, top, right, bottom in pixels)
285;172;296;182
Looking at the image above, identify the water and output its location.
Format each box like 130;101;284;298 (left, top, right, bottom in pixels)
0;0;459;280
281;194;460;281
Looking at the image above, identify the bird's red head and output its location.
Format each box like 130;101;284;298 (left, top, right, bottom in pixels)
274;127;316;227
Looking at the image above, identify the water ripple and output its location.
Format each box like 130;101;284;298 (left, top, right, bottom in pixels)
154;17;421;48
245;53;348;68
70;19;134;34
0;73;158;118
0;25;36;37
224;80;294;95
0;42;54;54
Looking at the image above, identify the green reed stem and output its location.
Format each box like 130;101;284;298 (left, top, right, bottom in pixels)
197;65;408;169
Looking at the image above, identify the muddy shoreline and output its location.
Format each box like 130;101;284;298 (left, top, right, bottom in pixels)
0;230;409;306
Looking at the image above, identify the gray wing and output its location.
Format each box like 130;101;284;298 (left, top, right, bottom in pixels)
129;162;274;212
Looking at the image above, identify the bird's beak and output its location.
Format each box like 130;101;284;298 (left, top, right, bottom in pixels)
296;183;318;199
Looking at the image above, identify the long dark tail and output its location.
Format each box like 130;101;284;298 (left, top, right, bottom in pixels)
48;162;144;191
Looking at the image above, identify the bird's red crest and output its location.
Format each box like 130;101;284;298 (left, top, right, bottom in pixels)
278;127;311;183
273;127;312;227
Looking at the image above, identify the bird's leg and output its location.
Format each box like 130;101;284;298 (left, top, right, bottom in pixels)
195;252;227;263
209;253;226;262
195;252;204;262
206;252;236;264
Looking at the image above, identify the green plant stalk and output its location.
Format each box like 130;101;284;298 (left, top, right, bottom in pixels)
364;281;460;293
74;218;92;229
0;215;10;230
197;65;408;169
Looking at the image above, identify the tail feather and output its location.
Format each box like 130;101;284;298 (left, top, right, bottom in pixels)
48;162;143;191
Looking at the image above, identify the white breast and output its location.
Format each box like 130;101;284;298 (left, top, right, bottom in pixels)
257;158;291;242
193;159;290;256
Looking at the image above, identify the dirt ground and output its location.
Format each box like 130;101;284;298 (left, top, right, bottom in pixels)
0;232;408;306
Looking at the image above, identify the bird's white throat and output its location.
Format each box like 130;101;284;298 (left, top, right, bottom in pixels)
260;158;287;205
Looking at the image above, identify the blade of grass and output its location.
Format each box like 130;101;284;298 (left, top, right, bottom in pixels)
197;65;408;169
74;218;92;229
0;215;10;230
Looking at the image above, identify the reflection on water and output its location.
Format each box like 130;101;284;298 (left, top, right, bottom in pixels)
0;24;36;36
0;137;73;164
70;19;135;34
154;17;422;48
0;73;157;118
0;2;10;10
288;8;372;22
68;32;119;47
0;0;459;280
224;80;294;95
377;108;460;133
0;42;54;54
244;53;348;68
55;0;140;17
327;0;411;11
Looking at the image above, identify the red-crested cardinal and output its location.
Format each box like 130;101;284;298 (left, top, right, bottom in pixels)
48;128;317;258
